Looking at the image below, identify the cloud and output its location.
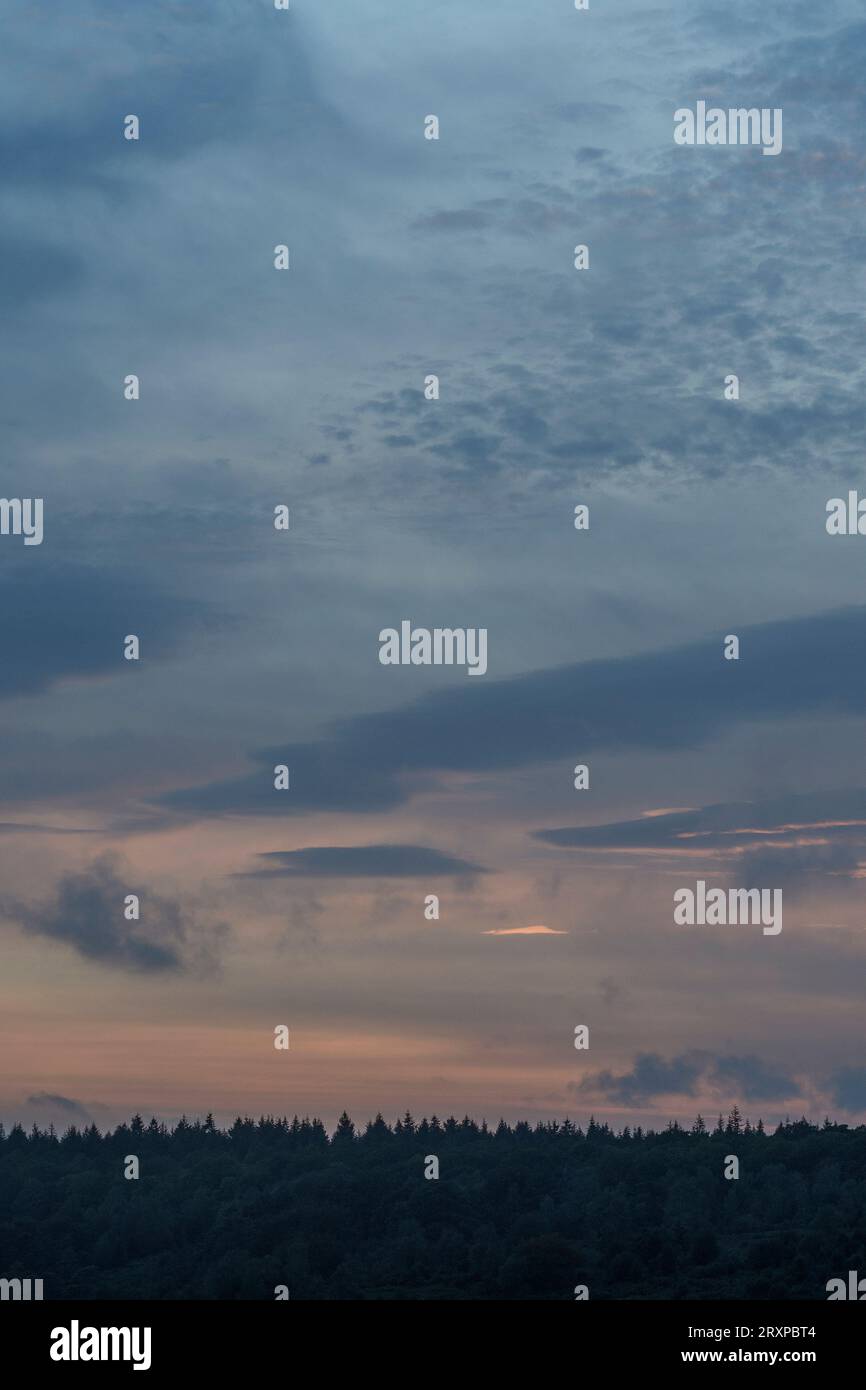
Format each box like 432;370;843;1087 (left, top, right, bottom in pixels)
709;1055;803;1103
1;854;228;975
535;787;866;891
159;747;406;817
541;787;866;846
0;562;209;699
25;1092;92;1122
734;839;865;890
242;844;485;878
0;0;345;198
536;787;866;851
574;1051;802;1107
482;925;567;935
576;1051;706;1105
158;606;866;820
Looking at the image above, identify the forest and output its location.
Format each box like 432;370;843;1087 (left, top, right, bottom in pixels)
1;1109;863;1300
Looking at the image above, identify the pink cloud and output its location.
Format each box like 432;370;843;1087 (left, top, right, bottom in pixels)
482;925;568;936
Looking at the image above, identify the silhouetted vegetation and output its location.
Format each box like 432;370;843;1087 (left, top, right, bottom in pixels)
1;1109;863;1299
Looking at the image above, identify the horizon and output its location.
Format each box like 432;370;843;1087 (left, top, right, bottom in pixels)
2;1105;851;1140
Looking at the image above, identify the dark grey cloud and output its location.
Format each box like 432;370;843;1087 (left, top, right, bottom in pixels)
580;1051;705;1105
709;1055;803;1104
158;605;866;819
0;562;209;698
242;844;485;879
576;1051;802;1107
1;854;228;974
160;747;405;817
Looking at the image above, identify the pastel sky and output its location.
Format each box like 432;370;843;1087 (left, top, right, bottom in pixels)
3;0;866;1135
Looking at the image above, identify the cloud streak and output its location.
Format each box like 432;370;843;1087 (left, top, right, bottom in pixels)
241;844;485;878
159;605;866;820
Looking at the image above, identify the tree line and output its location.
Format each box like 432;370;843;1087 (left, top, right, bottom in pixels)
1;1109;862;1299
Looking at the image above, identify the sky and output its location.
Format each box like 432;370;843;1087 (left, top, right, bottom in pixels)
3;0;866;1135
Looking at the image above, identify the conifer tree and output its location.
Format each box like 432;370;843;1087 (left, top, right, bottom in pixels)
333;1111;355;1142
